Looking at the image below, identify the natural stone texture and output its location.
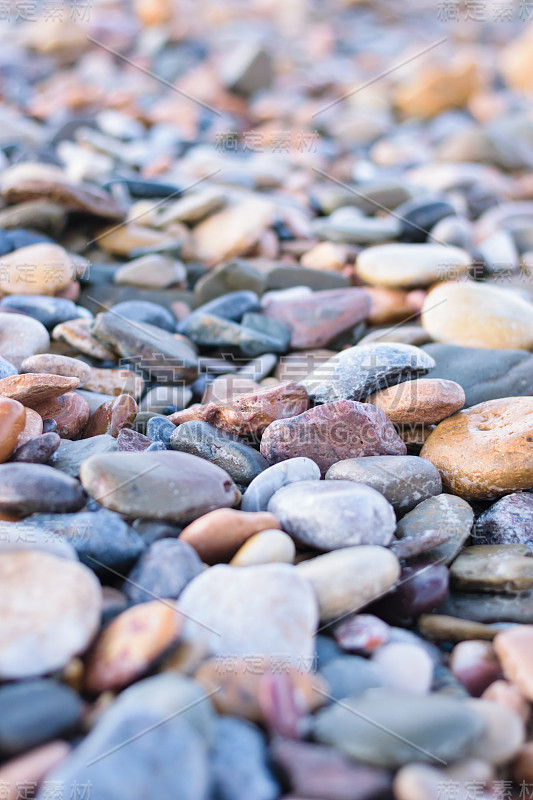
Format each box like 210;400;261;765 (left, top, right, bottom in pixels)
169;382;310;438
367;378;465;424
180;508;281;564
421;281;533;350
0;398;26;463
300;343;435;404
50;434;118;476
297;546;400;622
0;312;50;370
358;324;431;347
192;197;275;267
418;614;500;644
33;392;90;439
0;550;102;678
20;353;92;384
262;287;370;349
85;601;182;692
83;394;138;438
369;563;449;626
0;373;79;407
155;187;225;226
439;591;533;624
0;243;74;295
313;690;484;767
124;539;203;603
268;480;396;550
473;493;533;549
230;529;296;567
494;626;533;701
326;455;442;514
241;457;320;512
0;463;85;518
114;254;186;288
450;640;503;696
52;318;116;361
395;493;474;564
202;375;261;405
178;563;318;663
420;397;533;498
15;407;43;448
390;529;453;561
209;717;279;800
451;545;533;594
0;294;88;330
109;300;176;332
300;241;348;271
357;243;470;288
82;367;144;399
10;431;60;464
80;451;239;521
260;400;406;475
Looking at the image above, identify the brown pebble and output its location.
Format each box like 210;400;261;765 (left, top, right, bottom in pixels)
0;373;80;408
16;407;43;448
0;243;75;295
83;394;138;438
33;392;89;439
367;378;465;424
0;397;26;462
52;318;116;361
180;508;281;564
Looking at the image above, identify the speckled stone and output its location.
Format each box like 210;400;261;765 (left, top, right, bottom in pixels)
124;538;203;603
83;394;138;439
52;318;116;361
260;400;406;475
367;378;465;424
82;367;144;399
0;463;85;518
300;343;435;404
326;455;442;514
33;392;90;439
395;493;474;564
241;457;320;512
180;508;281;564
0;550;102;678
0;312;50;370
420;397;533;498
473;494;533;549
0;373;79;408
268;480;396;550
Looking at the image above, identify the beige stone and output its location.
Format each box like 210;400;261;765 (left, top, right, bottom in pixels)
494;626;533;701
368;378;465;424
0;243;74;295
192;197;275;267
20;353;91;384
230;529;296;567
114;254;186;288
300;242;348;271
357;243;470;288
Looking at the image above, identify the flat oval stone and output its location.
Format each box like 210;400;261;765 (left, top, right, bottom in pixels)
114;254;186;288
0;312;49;370
0;355;17;379
170;420;269;487
422;282;533;350
367;378;465;424
313;690;484;768
268;480;396;550
473;494;533;549
178;563;317;663
395;493;474;564
33;391;90;439
241;457;320;512
326;455;442;514
180;508;280;564
260;400;406;475
0;550;102;678
110;300;176;332
230;529;296;567
169;382;310;438
0;463;85;517
124;539;203;603
0;243;74;295
50;434;118;477
0;397;26;463
79;451;239;521
21;353;92;384
0;294;88;330
83;394;138;438
357;243;470;288
0;373;79;408
298;546;400;622
451;546;533;594
420;397;533;498
300;343;435;404
52;318;116;361
11;431;60;463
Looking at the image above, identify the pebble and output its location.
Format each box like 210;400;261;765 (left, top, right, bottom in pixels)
169;382;310;438
494;625;533;701
395;493;474;564
108;300;176;332
50;434;118;477
391;529;453;561
0;679;82;757
369;562;449;626
313;690;484;768
192;197;275;267
0;373;79;407
0;356;17;380
10;431;60;463
262;287;370;349
451;545;533;594
209;717;279;800
124;538;203;603
178;563;317;663
52;318;116;361
319;654;384;700
117;427;154;451
357;324;431;347
326;455;442;514
139;385;193;414
440;592;533;624
180;508;280;564
482;679;531;725
473;493;533;549
0;294;88;330
230;529;296;567
0;550;101;678
356;243;470;288
261;400;406;475
333;614;390;654
0;463;85;518
145;414;175;446
33;391;90;439
80;451;239;521
202;375;261;404
418;615;500;644
420;397;533;498
0;397;26;462
450;640;503;696
114;254;186;288
0;311;49;370
466;698;525;765
372;642;434;694
15;407;43;448
170;420;269;487
85;601;182;693
0;741;71;800
241;456;320;512
367;378;465;424
20;353;92;384
82;367;144;399
181;291;260;331
300;343;435;404
83;394;138;438
422;281;533;350
300;241;348;271
297;546;400;622
0;243;75;295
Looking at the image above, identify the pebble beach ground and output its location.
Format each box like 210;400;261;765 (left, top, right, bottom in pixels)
1;0;533;798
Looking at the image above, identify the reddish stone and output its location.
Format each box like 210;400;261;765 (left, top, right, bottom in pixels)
83;394;138;439
33;392;90;439
16;407;43;448
0;398;26;462
117;427;153;451
0;373;80;408
260;400;406;475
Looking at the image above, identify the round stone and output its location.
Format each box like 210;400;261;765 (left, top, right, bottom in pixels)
357;243;470;288
0;397;26;463
0;312;49;370
268;480;396;550
450;640;503;697
297;546;400;622
0;463;85;518
230;530;296;567
83;394;137;439
241;457;320;512
368;563;449;626
466;698;525;765
473;494;533;549
33;392;90;439
326;455;442;514
124;539;203;603
179;508;281;564
420;397;533;498
0;243;75;295
0;550;102;678
367;378;465;424
372;642;434;694
20;353;92;384
422;282;533;350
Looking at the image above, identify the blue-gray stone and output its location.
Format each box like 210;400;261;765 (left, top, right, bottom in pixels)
210;718;279;800
146;415;175;447
110;300;176;332
51;434;119;477
0;355;17;379
241;457;321;512
124;538;203;603
0;295;91;329
319;656;384;701
181;290;260;330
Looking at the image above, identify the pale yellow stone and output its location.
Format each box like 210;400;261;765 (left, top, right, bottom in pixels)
300;242;348;272
192;197;275;267
230;530;296;567
114;254;186;288
0;244;74;295
357;243;470;289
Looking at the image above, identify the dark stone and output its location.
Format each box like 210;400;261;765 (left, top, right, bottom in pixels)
473;493;533;549
170;420;269;487
368;563;449;626
0;295;90;329
0;464;85;517
0;228;13;256
110;300;176;332
132;519;183;546
10;432;61;463
124;538;203;603
104;178;182;198
146;415;175;447
51;434;118;477
42;418;58;433
422;344;533;407
319;656;384;700
396;197;457;243
180;290;260;327
210;717;279;800
117;428;153;451
0;679;82;757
